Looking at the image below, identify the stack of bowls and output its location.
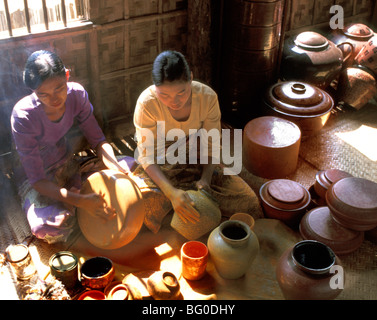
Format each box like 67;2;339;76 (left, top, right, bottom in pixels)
300;173;377;255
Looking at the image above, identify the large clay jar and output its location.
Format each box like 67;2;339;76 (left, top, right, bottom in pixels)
280;31;352;89
276;240;343;300
171;189;221;240
207;220;259;279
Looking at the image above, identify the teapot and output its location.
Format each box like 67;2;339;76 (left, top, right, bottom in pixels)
280;31;353;89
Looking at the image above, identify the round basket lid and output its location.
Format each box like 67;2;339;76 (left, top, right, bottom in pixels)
265;81;334;116
260;179;310;211
300;206;364;255
343;23;374;40
77;170;145;250
294;31;329;51
326;177;377;229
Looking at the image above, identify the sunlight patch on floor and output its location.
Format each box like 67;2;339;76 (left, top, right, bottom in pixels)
335;125;377;161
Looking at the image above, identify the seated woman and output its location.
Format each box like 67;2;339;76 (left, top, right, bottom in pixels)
11;50;130;244
132;50;263;233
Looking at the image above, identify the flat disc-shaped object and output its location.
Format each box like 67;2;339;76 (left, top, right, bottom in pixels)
77;170;145;249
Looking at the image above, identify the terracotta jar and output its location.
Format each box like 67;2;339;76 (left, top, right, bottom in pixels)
336;65;377;110
314;169;353;201
207;220;259;279
330;23;375;68
243;116;301;178
276;240;343;300
280;31;352;88
300;206;364;255
147;271;181;300
264;81;334;136
326;177;377;231
259;179;311;228
171;189;221;240
77;170;145;250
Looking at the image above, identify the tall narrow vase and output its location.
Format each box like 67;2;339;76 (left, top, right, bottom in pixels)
207;220;259;279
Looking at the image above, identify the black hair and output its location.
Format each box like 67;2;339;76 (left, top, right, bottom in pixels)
23;50;66;90
152;50;191;86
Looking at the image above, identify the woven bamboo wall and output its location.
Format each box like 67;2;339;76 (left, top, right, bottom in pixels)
285;0;375;34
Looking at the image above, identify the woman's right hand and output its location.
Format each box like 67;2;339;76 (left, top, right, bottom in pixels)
77;192;116;221
170;188;200;224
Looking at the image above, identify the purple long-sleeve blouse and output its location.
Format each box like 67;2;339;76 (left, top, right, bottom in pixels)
11;82;106;185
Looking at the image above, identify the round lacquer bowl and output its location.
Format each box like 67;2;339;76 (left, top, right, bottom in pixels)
260;179;311;228
300;206;364;255
326;177;377;231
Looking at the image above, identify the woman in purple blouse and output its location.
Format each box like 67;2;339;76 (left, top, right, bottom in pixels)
11;50;130;243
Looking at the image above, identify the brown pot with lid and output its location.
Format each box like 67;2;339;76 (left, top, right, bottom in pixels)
326;177;377;231
260;179;311;228
264;81;334;136
330;23;375;68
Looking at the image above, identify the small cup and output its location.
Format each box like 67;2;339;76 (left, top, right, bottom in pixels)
181;241;208;281
6;244;36;280
229;213;255;230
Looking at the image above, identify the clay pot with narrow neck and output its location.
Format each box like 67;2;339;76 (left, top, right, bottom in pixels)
207;220;259;279
276;240;344;300
281;31;353;88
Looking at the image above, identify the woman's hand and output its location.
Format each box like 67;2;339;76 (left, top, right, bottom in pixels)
77;191;117;221
170;188;200;224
